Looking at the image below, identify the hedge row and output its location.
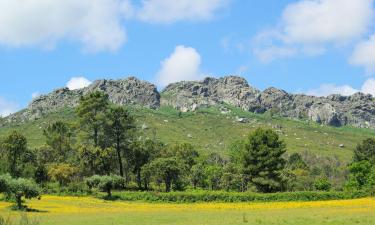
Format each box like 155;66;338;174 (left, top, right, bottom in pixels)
112;190;369;203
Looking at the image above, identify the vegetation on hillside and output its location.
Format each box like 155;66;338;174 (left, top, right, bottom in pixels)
0;91;375;209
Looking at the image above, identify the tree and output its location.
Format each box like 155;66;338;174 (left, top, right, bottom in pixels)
354;138;375;164
346;161;375;190
148;157;183;192
85;175;124;198
0;174;41;210
48;163;78;186
2;131;28;177
131;139;162;189
314;177;331;191
241;128;286;193
77;91;109;147
204;165;223;190
190;163;206;189
105;106;135;177
78;145;117;176
43;121;73;162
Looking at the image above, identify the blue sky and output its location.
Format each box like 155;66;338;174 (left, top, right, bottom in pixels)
1;0;375;116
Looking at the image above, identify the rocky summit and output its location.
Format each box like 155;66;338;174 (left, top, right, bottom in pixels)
3;76;375;129
5;77;160;123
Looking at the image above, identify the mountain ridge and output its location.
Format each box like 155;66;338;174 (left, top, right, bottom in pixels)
3;75;375;129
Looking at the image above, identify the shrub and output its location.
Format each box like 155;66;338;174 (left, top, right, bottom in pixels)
85;175;124;198
314;178;332;191
48;164;78;186
0;174;41;210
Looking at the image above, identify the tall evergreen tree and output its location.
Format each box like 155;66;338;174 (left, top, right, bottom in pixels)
105;106;135;177
241;128;286;193
43;121;72;162
76;91;109;147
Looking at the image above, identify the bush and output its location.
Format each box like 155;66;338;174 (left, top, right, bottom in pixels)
0;174;41;210
85;175;124;198
314;178;332;191
112;190;368;203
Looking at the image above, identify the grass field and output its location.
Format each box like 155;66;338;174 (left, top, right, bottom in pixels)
1;196;375;225
1;106;375;163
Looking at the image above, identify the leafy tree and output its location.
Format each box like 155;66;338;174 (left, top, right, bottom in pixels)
0;174;41;210
190;163;206;189
43;121;73;162
85;175;124;198
105;106;135;177
77;91;109;147
314;177;332;191
48;164;78;186
287;153;308;170
78;145;117;176
168;143;199;169
148;157;183;192
241;128;286;193
354;138;375;164
131;139;162;189
2;131;29;177
346;161;375;190
204;165;223;190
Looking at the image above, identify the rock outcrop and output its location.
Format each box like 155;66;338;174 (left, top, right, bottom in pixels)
5;77;160;123
3;75;375;129
161;76;375;129
161;76;260;112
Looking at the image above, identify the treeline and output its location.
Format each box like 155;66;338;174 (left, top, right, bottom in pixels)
1;91;375;208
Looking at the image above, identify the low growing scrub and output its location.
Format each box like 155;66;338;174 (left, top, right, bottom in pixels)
112;190;368;203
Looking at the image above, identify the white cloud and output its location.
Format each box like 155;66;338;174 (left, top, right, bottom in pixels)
136;0;228;23
0;97;19;117
67;77;92;90
350;35;375;74
253;0;374;62
156;45;203;87
0;0;130;52
31;92;41;99
361;78;375;96
306;84;358;96
305;78;375;97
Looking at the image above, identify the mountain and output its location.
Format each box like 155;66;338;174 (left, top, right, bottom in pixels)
3;75;375;129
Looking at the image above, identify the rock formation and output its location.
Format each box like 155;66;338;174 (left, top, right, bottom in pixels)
3;75;375;129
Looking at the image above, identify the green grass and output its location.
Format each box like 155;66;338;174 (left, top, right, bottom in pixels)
1;105;374;163
1;195;375;225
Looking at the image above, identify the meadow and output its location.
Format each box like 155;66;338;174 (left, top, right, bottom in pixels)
1;196;375;225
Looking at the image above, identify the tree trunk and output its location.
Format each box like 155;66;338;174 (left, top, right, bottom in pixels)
116;136;124;177
107;188;112;198
165;178;171;192
94;128;98;147
136;169;142;189
16;194;22;210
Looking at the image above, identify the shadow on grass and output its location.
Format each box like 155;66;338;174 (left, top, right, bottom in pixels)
100;195;121;201
9;205;48;213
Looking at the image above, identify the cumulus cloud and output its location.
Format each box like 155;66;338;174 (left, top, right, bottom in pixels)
350;35;375;74
155;45;203;87
0;97;19;117
66;77;92;90
253;0;374;62
306;84;358;97
305;78;375;97
136;0;229;23
31;92;41;99
361;78;375;96
0;0;131;52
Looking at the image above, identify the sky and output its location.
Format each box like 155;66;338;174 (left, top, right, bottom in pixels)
1;0;375;116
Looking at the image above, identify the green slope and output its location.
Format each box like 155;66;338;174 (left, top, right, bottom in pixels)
0;105;374;162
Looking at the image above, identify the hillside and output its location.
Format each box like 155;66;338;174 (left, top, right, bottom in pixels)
1;104;374;163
